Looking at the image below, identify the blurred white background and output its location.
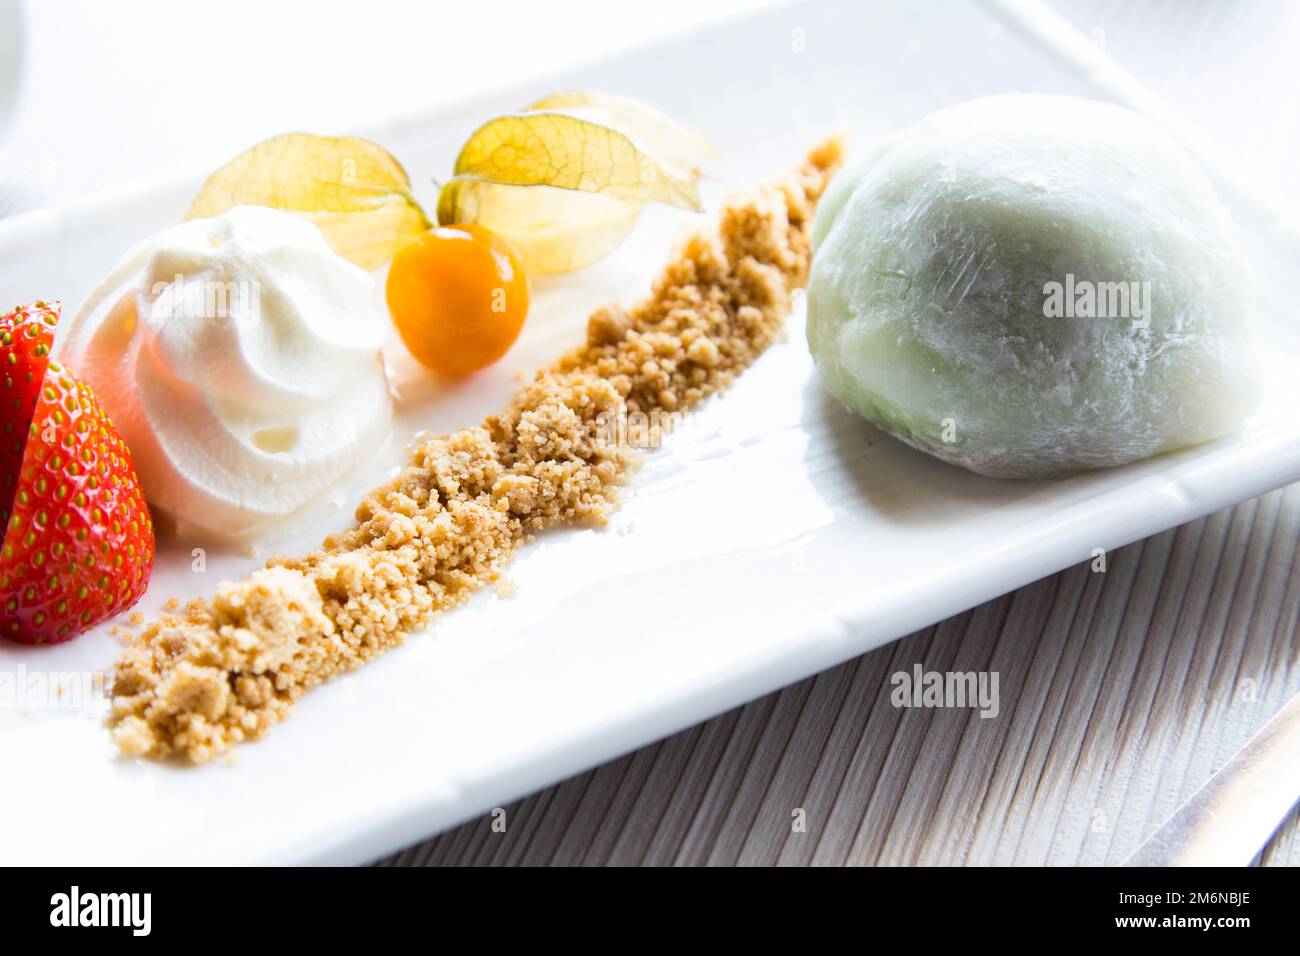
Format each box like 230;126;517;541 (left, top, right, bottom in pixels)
2;0;1299;214
0;0;780;213
1045;0;1300;207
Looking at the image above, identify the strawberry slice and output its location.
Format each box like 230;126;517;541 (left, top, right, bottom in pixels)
0;301;154;644
0;301;58;530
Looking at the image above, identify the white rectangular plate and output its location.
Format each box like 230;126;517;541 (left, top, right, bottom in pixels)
2;0;1298;865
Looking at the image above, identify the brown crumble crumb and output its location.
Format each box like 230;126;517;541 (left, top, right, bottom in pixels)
106;139;844;764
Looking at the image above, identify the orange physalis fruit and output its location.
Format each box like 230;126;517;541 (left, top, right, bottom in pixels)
386;224;530;377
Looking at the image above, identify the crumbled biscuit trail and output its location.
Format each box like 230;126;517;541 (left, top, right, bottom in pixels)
108;139;845;763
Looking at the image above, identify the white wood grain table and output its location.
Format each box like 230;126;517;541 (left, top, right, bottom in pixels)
374;483;1300;865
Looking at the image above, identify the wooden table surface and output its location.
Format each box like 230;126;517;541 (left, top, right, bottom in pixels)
377;483;1300;866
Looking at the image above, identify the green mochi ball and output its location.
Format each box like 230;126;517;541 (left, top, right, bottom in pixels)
807;94;1259;479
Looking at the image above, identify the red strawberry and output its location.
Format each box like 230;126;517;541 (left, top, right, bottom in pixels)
0;301;57;529
0;301;154;644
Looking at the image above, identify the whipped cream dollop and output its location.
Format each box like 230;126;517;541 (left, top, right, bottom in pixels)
58;205;392;537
